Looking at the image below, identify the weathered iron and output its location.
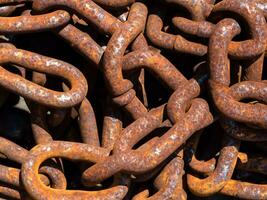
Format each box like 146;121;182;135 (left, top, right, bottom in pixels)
0;0;264;199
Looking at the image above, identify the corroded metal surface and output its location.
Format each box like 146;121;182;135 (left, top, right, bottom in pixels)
0;0;265;199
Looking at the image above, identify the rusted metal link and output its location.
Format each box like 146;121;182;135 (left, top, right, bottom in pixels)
21;141;128;200
0;45;87;108
122;50;187;91
112;105;165;154
78;98;100;146
101;98;122;151
82;87;213;185
211;81;267;129
103;2;147;95
79;34;211;186
209;18;267;129
133;156;187;200
187;136;240;197
0;164;49;188
185;132;216;174
61;82;101;146
0;0;265;199
146;14;208;56
220;180;267;199
172;0;267;59
213;0;267;59
0;10;70;34
0;136;29;163
103;2;148;119
167;79;201;123
0;137;67;194
145;0;213;55
32;0;122;34
186;10;267;199
26;54;100;148
57;24;104;66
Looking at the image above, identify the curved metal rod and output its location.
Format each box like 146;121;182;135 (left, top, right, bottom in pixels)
0;46;87;108
0;10;70;33
0;137;67;189
164;0;213;21
82;98;213;185
220;180;267;199
32;0;122;34
133;156;187;200
21;141;127;200
187;145;239;196
146;14;207;56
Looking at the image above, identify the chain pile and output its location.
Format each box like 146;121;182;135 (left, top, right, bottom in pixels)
0;0;265;199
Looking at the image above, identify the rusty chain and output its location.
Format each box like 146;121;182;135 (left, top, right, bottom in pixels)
0;0;265;199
